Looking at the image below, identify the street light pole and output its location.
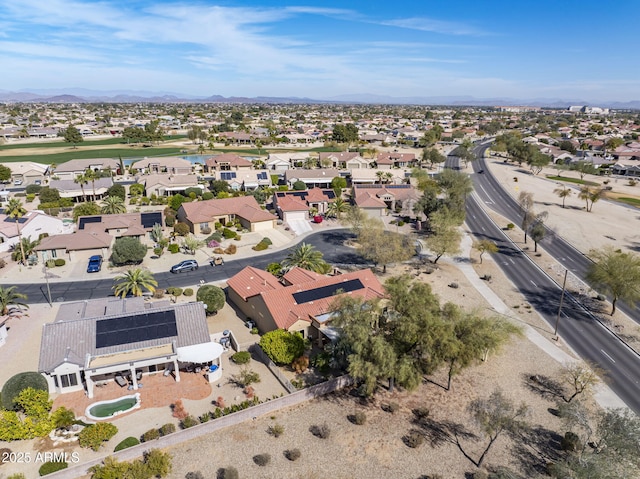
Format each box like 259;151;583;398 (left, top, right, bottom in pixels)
554;269;568;339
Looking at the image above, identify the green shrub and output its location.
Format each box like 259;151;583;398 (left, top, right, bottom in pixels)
252;241;268;251
165;215;176;227
167;287;183;297
160;423;176;436
111;237;147;265
78;422;118;451
1;372;48;410
234;235;242;241
506;223;515;230
114;436;139;451
202;192;214;200
46;259;56;269
231;351;251;364
284;448;301;461
173;222;190;236
222;228;237;239
26;193;36;202
142;428;160;442
7;473;27;479
38;460;68;476
183;288;194;297
250;327;259;335
253;453;271;466
168;243;180;254
54;258;65;267
26;184;42;195
261;237;272;245
259;330;305;365
180;415;198;429
412;407;430;419
309;423;330;439
197;285;226;314
186;472;204;479
383;402;400;413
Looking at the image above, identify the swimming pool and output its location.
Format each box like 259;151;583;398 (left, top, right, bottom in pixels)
85;393;141;421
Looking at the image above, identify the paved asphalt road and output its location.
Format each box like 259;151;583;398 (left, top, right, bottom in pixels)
449;149;640;413
6;229;365;304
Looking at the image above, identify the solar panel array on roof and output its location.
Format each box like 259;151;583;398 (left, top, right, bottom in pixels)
95;309;177;349
292;279;364;305
141;212;162;229
257;172;268;180
356;184;410;189
78;216;102;230
3;216;28;224
220;172;237;180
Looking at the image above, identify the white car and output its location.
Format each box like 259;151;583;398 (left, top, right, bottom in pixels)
13;179;23;186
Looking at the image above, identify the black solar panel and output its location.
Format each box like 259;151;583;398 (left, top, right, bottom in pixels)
141;212;162;229
4;217;28;224
95;310;177;349
293;279;364;305
78;216;102;230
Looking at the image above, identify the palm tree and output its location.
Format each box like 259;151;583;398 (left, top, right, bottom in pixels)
84;168;99;200
5;198;27;265
554;185;572;208
101;196;127;214
11;236;40;264
112;268;158;298
326;198;349;219
281;242;327;273
375;170;385;184
0;285;28;316
74;173;88;202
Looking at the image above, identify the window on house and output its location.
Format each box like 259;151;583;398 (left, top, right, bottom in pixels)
148;364;157;373
59;373;78;388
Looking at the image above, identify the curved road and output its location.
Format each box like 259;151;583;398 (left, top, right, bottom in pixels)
5;229;365;304
450;149;640;413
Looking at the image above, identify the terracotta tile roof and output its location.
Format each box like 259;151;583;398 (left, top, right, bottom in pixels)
277;196;309;212
179;196;276;224
282;267;322;285
227;267;385;330
319;152;360;162
226;266;282;301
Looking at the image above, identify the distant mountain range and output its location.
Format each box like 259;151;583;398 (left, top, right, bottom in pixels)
0;88;639;109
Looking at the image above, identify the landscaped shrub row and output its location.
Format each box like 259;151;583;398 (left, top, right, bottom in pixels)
140;422;178;442
38;460;68;476
222;227;237;239
231;351;251;364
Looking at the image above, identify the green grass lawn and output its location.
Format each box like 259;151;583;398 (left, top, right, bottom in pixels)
0;147;184;164
0;135;186;151
546;175;600;186
614;197;640;207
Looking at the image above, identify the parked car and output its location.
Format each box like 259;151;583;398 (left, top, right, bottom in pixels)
13;179;23;186
87;255;103;273
170;259;199;273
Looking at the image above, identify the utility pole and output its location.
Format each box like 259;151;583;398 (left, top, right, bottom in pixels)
554;269;568;339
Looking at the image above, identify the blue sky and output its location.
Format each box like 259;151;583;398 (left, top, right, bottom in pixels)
1;0;639;101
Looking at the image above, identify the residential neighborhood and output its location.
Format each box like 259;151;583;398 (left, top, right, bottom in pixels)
1;100;640;479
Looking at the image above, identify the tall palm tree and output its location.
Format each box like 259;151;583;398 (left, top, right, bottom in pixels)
0;285;28;316
73;173;88;202
112;268;158;298
5;198;27;265
326;198;349;219
375;170;385;184
84;168;99;200
281;242;327;273
101;196;127;215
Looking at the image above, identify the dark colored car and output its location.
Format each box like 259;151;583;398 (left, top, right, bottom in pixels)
87;255;103;273
170;259;199;273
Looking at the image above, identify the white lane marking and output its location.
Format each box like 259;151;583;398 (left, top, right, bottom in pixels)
601;349;616;363
478;183;493;202
530;280;537;287
509;258;515;264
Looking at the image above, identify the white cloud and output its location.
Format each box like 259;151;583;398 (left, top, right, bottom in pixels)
380;17;487;36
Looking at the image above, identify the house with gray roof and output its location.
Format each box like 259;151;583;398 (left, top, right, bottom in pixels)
39;298;224;398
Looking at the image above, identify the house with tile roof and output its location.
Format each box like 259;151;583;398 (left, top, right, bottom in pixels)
176;196;276;234
214;169;272;191
137;173;203;197
52;158;120;181
130;156;193;175
226;266;385;339
204;153;253;173
319;151;370;169
284;169;340;189
38;298;224;398
352;184;421;218
375;152;417;169
49;177;114;201
5;161;50;186
272;188;336;223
